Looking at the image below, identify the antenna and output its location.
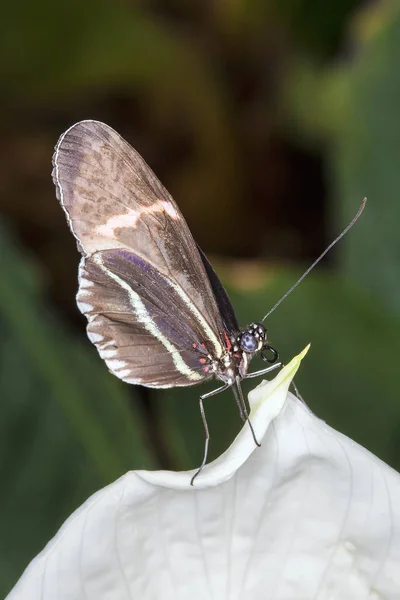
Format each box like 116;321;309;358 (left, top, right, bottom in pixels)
261;197;367;322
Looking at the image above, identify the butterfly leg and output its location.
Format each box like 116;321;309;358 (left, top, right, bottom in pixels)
191;383;231;486
244;362;282;379
233;378;260;448
198;382;231;400
232;378;248;421
246;361;304;402
289;378;305;403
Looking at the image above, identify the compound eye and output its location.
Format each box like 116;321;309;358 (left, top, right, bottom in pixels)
240;332;258;353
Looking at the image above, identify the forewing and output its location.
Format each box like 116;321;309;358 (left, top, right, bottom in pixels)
52;120;226;352
197;245;239;336
79;250;216;387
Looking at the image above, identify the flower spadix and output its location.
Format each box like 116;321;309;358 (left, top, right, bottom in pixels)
8;347;400;600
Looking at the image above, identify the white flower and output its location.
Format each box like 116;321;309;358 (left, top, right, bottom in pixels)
8;347;400;599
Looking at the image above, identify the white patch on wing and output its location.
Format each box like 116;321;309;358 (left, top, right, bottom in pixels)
100;348;117;359
162;202;179;219
118;369;132;379
79;278;94;288
93;254;202;382
96;200;179;238
87;331;104;343
100;340;114;349
78;301;94;312
107;359;128;370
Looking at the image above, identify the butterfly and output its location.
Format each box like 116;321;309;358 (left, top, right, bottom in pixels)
52;120;365;482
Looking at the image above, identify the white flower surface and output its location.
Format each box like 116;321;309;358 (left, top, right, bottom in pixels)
7;347;400;599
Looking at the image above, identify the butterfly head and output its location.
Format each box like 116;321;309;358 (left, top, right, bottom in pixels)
215;323;273;385
236;322;266;354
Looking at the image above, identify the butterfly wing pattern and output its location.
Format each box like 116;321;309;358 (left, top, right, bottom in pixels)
52;120;230;388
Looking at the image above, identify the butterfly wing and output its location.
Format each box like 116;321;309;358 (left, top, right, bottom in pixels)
196;245;239;336
52;120;230;387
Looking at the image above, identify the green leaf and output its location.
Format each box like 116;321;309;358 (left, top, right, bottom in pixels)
329;2;400;315
286;1;400;314
0;225;157;596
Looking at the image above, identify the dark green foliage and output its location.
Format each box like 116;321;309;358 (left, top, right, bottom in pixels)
334;4;400;314
0;226;156;595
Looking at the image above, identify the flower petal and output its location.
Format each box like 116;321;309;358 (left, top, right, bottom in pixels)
140;344;310;489
8;347;400;599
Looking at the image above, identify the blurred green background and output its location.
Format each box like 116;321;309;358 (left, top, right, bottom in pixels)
1;0;400;594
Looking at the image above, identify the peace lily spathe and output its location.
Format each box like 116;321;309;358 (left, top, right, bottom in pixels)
7;347;400;600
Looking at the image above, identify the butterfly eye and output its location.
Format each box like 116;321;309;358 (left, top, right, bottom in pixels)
240;332;258;353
